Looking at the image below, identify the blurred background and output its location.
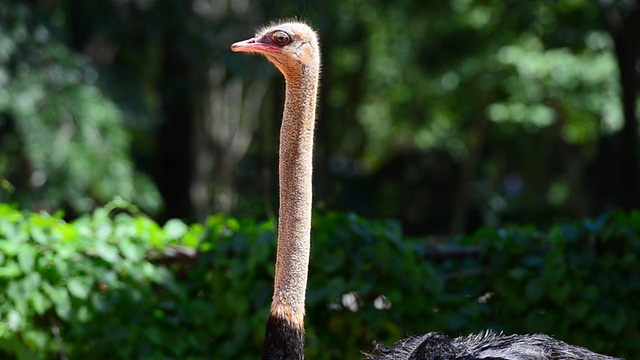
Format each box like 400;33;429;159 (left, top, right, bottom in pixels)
1;0;639;235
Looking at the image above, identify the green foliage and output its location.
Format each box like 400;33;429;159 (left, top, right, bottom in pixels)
488;33;620;142
321;1;616;168
0;204;637;359
461;212;639;357
0;3;161;213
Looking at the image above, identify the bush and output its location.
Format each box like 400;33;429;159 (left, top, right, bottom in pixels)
0;203;637;359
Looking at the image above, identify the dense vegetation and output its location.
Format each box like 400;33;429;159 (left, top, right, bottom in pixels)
0;202;637;359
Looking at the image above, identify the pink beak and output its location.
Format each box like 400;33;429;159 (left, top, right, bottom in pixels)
231;37;281;53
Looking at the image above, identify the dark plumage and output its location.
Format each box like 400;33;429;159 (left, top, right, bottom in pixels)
366;332;620;360
263;313;305;360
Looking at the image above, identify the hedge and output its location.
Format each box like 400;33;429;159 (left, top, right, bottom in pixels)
0;201;637;359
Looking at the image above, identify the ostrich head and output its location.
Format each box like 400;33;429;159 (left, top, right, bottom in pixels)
231;21;320;78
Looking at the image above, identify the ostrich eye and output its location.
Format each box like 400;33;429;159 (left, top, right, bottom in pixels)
271;31;291;46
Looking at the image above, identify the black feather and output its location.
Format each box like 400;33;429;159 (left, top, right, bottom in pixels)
262;313;305;360
365;331;622;360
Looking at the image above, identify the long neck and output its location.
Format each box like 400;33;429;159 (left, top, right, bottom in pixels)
262;65;319;360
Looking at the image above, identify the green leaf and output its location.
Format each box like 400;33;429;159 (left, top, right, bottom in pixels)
182;223;203;248
67;277;91;299
29;226;48;245
550;282;570;304
119;238;141;261
584;213;609;234
24;329;48;350
93;242;120;263
7;310;22;331
23;272;41;292
525;281;543;303
508;266;527;280
0;262;22;278
95;222;114;242
164;219;188;240
559;224;579;241
53;290;71;321
30;292;49;315
602;311;627;335
567;301;590;321
0;321;8;337
0;239;22;256
17;246;36;273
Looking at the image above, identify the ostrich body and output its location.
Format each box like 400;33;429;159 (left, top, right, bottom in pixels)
231;21;620;360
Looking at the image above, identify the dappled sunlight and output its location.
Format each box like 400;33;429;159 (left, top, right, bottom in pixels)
0;1;638;358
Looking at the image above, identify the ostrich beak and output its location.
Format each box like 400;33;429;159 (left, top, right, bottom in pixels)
231;37;281;53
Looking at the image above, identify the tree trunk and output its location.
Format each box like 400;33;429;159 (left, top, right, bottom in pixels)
598;0;640;211
191;65;269;220
157;32;195;220
450;114;487;235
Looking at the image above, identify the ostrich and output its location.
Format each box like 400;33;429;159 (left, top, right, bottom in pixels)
231;20;620;360
231;20;319;359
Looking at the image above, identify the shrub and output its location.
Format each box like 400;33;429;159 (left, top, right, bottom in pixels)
0;203;637;359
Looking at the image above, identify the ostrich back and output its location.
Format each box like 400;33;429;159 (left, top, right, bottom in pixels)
366;331;621;360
